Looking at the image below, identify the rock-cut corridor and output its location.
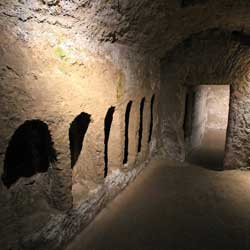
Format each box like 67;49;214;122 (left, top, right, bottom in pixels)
2;1;250;250
65;130;250;250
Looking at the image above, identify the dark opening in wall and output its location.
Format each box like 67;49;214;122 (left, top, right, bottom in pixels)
183;93;189;139
123;101;133;164
104;106;115;177
148;94;155;143
231;30;250;46
138;97;145;153
183;91;195;140
2;120;57;188
69;112;91;169
180;0;207;8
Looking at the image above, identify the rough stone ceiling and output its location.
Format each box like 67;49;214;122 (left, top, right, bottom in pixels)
2;0;250;56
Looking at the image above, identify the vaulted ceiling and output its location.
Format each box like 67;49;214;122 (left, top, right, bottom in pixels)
2;0;250;57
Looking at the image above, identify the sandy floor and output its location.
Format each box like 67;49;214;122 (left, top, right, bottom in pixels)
65;130;250;250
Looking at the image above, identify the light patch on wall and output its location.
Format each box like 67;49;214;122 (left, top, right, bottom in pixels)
206;85;230;130
116;71;124;101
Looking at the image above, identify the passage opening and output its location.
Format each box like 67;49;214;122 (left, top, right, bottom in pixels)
2;119;57;188
104;106;115;178
138;97;145;153
148;94;155;143
185;85;230;170
69;112;91;169
123;101;133;164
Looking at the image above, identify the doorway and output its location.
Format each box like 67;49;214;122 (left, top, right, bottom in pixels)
184;85;230;170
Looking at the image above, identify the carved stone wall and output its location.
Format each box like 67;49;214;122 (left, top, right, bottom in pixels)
159;29;250;170
0;12;159;250
3;1;250;249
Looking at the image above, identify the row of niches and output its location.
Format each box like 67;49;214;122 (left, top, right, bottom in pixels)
1;94;155;188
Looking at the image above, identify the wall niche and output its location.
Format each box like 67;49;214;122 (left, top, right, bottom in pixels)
148;94;155;143
104;106;115;178
138;97;145;153
123;101;133;164
2;119;57;188
69;112;91;169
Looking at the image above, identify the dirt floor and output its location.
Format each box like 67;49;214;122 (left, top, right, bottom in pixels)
65;130;250;250
187;129;227;170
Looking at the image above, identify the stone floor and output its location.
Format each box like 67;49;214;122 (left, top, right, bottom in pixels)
65;130;250;250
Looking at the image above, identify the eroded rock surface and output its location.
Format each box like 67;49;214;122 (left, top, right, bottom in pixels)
2;1;250;249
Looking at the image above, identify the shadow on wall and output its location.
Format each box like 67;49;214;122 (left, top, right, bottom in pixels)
2;119;57;188
2;94;155;188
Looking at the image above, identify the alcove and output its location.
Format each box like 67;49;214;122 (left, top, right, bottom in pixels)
148;94;155;143
123;101;133;164
69;112;91;169
104;106;115;177
2;119;57;188
138;97;145;153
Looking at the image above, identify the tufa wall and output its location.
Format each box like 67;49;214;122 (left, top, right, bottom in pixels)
3;1;250;249
159;29;250;169
186;85;208;151
0;3;159;249
205;85;230;131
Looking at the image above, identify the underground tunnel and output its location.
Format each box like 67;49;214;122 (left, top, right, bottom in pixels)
2;1;250;250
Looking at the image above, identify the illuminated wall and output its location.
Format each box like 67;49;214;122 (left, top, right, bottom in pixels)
2;1;250;249
205;85;229;131
0;2;159;249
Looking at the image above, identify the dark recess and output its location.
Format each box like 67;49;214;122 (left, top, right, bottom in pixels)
123;101;133;164
2;119;57;188
138;97;145;153
183;90;195;139
183;93;190;139
148;94;155;143
231;30;250;45
69;112;91;168
104;106;115;177
180;0;208;8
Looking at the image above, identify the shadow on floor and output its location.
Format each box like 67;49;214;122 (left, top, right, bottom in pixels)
186;129;226;171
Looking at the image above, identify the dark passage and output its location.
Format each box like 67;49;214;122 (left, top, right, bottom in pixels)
123;101;133;164
104;106;115;178
69;112;91;169
148;94;155;143
137;97;145;153
2;119;57;188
